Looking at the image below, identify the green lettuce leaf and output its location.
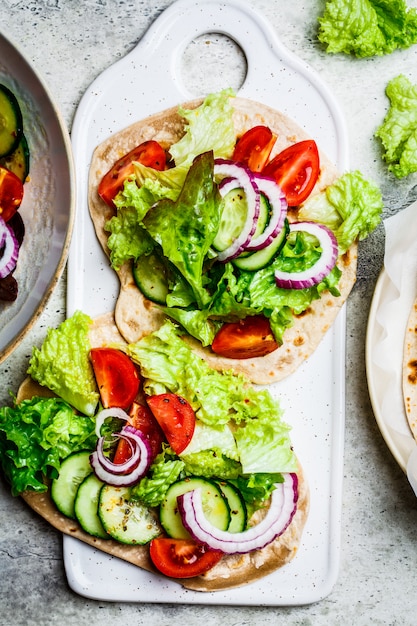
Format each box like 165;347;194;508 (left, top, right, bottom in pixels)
131;448;185;507
27;311;99;416
169;88;236;167
318;0;417;57
375;74;417;178
142;151;221;308
298;171;383;253
0;396;96;495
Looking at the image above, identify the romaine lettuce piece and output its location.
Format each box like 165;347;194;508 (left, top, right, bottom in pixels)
318;0;417;57
27;311;99;416
375;74;417;178
142;151;221;308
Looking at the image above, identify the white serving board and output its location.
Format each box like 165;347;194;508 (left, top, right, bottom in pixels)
67;0;349;606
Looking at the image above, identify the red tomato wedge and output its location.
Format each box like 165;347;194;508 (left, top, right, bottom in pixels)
211;315;279;359
90;347;140;409
113;401;164;465
0;165;24;222
146;393;195;454
232;125;277;173
149;538;223;579
98;140;167;207
262;139;320;206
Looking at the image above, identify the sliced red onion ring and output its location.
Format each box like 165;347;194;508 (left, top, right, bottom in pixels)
274;221;338;289
0;216;19;279
90;424;152;487
94;406;131;438
178;473;298;554
244;175;287;251
214;159;260;262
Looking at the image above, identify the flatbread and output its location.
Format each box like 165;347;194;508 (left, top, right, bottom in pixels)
17;312;309;592
88;96;357;384
403;297;417;442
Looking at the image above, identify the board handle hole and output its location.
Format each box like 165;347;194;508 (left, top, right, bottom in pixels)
181;33;247;95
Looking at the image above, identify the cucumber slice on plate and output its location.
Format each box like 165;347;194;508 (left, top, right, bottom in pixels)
132;250;169;305
160;476;231;539
0;134;30;181
216;480;247;532
74;473;108;539
98;485;161;545
50;450;92;519
0;84;23;158
233;218;289;271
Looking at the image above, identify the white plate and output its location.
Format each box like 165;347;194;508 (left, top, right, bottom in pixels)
366;268;416;473
67;0;349;606
0;32;75;362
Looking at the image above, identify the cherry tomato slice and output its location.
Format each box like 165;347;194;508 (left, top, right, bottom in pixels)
146;393;195;454
211;315;279;360
90;347;140;409
262;139;320;206
113;401;164;465
98;140;167;207
149;538;223;579
0;165;24;222
232;125;277;173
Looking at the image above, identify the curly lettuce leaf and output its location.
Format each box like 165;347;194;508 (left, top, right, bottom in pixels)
298;171;383;253
0;396;96;495
169;88;236;167
318;0;417;57
27;311;99;416
375;74;417;178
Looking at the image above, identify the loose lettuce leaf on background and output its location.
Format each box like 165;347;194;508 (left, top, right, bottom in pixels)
27;311;99;416
318;0;417;57
375;74;417;178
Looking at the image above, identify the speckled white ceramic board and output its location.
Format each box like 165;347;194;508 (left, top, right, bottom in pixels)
0;32;74;362
67;0;349;606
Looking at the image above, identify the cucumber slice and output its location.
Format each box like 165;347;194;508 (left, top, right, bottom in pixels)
0;134;30;181
213;187;248;252
233;218;289;271
160;477;231;539
0;84;23;158
213;187;270;253
98;485;161;545
74;473;108;539
132;250;169;305
50;451;92;519
216;480;247;532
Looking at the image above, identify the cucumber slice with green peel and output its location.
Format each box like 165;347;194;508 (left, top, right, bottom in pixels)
0;134;30;181
132;250;169;305
216;480;247;532
233;218;290;271
50;451;92;519
213;187;248;252
213;187;269;253
74;473;108;539
0;84;23;158
160;477;231;539
98;485;161;545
